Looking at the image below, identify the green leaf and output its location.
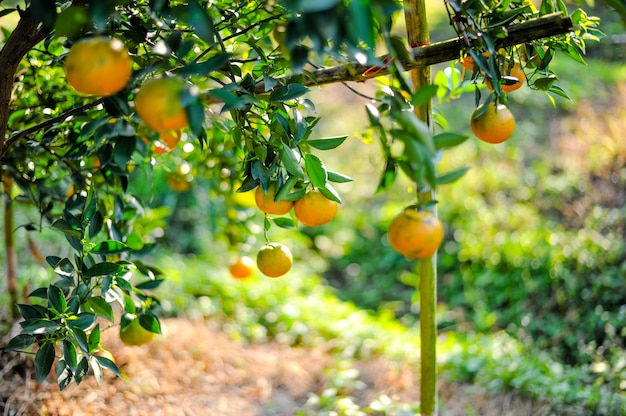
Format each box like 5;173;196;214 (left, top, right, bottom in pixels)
304;154;328;189
348;0;375;49
272;217;295;229
412;85;439;107
298;0;340;12
436;166;471;185
318;183;342;204
275;176;299;201
284;188;307;202
281;147;305;179
179;53;229;76
54;5;89;38
269;84;309;102
82;297;114;322
48;285;67;315
377;159;397;193
365;103;380;127
292;109;307;145
91;240;130;255
84;262;123;278
5;334;36;351
88;324;101;353
179;0;215;45
433;132;469;149
307;135;347;150
394;110;435;155
35;342;56;383
327;171;354;183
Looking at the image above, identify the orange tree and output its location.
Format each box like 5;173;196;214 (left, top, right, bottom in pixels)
0;0;600;394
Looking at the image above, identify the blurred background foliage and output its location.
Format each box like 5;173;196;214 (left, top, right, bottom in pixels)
1;0;626;413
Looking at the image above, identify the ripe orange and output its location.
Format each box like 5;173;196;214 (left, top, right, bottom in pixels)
256;243;293;278
152;129;182;154
485;61;526;93
255;182;293;215
119;317;155;346
229;255;255;279
135;76;188;132
470;103;515;144
294;189;338;227
168;175;192;192
388;208;444;259
65;36;132;96
460;51;490;71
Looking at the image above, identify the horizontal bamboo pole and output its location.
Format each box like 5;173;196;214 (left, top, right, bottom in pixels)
255;12;572;92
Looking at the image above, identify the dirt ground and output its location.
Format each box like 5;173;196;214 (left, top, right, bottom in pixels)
1;318;550;416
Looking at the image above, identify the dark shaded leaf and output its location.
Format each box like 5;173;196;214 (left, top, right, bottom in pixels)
139;313;161;334
17;303;47;319
35;342;56;383
5;334;36;351
84;262;123;278
48;285;67;315
20;319;61;335
136;279;165;290
61;340;77;371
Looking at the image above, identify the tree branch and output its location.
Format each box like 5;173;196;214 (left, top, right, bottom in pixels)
5;99;105;149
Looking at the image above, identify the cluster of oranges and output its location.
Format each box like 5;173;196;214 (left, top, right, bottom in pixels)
64;36;445;288
230;184;339;279
64;36;188;154
461;52;522;144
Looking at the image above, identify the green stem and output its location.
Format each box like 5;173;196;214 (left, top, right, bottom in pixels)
404;1;437;415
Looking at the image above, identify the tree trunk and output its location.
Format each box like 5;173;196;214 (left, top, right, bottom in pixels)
3;177;19;318
0;9;48;154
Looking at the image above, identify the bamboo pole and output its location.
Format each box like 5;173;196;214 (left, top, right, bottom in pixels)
404;1;438;415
